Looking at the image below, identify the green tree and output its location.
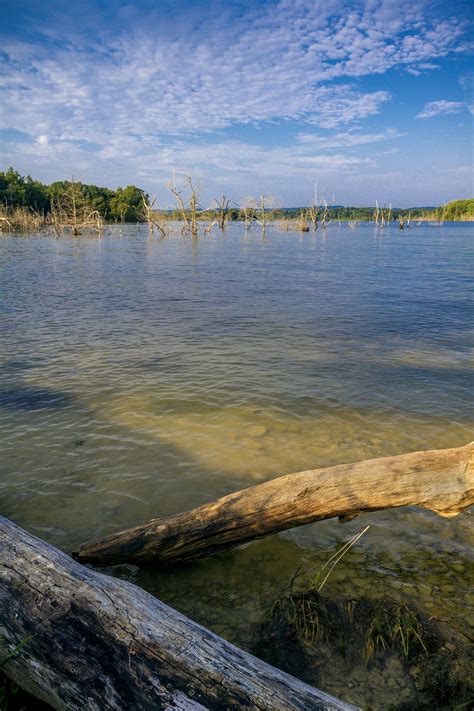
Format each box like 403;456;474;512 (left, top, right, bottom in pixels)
0;167;25;206
109;185;147;222
0;168;49;212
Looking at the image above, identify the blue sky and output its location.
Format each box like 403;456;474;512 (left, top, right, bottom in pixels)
1;0;472;206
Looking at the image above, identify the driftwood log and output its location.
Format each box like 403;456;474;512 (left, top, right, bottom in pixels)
74;442;474;566
0;516;358;711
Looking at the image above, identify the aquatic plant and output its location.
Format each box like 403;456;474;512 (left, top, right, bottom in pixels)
364;603;427;661
268;527;371;646
289;526;371;596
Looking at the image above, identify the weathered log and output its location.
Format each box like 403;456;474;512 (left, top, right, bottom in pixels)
74;442;474;566
0;516;358;711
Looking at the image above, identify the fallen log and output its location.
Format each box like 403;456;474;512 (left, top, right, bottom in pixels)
0;516;358;711
74;442;474;566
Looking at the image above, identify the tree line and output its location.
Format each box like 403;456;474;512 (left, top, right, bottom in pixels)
431;198;474;222
1;167;472;228
0;168;146;222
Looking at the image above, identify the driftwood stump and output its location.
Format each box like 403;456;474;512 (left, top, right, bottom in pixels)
74;442;474;566
0;517;358;711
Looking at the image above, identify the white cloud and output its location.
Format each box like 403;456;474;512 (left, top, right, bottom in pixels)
0;0;471;204
0;0;468;146
416;100;465;119
296;128;403;148
405;62;440;76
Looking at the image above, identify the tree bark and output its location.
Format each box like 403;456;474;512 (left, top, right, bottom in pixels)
74;442;474;567
0;516;358;711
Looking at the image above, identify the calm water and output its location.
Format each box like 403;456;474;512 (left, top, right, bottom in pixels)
1;222;473;707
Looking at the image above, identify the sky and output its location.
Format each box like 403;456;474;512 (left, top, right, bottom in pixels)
0;0;472;207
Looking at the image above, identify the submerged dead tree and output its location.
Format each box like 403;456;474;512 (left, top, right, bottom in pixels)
50;178;103;236
297;211;310;232
0;517;357;711
74;442;474;567
306;184;333;230
167;174;200;237
373;201;392;228
141;193;167;237
214;194;232;231
240;195;277;234
240;198;257;230
306;183;320;230
256;194;277;234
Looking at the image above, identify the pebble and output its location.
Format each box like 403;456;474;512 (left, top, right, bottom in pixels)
246;425;267;437
240;438;263;450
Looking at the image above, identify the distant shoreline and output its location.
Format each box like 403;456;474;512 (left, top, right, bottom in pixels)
1;168;473;230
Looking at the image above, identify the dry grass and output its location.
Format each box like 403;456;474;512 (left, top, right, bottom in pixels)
0;206;45;232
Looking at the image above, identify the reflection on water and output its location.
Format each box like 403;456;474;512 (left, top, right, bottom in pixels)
1;222;473;707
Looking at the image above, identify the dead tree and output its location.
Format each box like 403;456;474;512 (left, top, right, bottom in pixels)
373;202;392;228
373;200;380;225
256;194;275;234
74;442;474;567
1;517;357;711
167;175;200;238
306;183;320;230
213;195;232;231
50;179;103;236
141;193;166;237
320;199;330;229
297;211;310;232
241;195;276;235
239;198;256;230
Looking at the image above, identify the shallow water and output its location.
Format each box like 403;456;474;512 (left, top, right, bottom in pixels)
1;222;473;707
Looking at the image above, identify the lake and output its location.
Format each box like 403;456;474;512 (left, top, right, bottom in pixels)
1;221;473;708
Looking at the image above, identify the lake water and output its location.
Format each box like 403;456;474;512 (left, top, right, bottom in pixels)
1;221;473;708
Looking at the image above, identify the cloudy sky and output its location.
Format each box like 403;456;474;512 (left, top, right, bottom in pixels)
1;0;472;206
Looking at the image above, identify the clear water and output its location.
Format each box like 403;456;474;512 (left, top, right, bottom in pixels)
1;222;473;707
